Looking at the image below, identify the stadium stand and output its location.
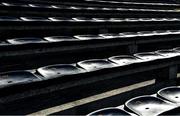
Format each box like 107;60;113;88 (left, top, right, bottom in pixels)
0;0;180;115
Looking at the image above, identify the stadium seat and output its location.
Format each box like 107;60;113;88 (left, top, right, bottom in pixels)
7;37;47;44
158;86;180;104
134;52;164;61
108;55;142;65
44;36;78;42
125;95;177;116
77;59;116;71
37;64;85;79
0;71;41;87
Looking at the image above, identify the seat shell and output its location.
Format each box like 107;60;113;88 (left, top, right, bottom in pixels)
108;55;142;66
37;64;85;79
77;59;117;71
125;95;177;116
0;71;40;88
158;86;180;105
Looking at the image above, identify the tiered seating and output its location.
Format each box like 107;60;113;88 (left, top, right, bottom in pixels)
0;47;180;113
1;1;180;18
13;0;180;10
1;29;180;71
88;86;180;116
1;0;180;115
2;47;180;87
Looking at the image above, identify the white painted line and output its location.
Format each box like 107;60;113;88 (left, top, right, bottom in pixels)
177;73;180;78
28;79;155;115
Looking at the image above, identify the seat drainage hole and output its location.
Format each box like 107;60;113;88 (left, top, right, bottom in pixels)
8;81;13;83
57;72;61;75
175;96;179;98
145;107;150;110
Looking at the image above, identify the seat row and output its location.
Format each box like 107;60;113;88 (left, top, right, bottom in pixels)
1;29;180;72
52;0;180;11
1;16;180;36
0;2;179;12
87;86;180;116
1;47;180;89
2;16;180;22
85;0;180;6
0;30;179;45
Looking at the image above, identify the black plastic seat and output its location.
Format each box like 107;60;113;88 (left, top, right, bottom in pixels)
74;35;105;40
85;7;101;10
101;7;115;11
28;4;52;8
165;18;180;21
92;18;110;22
120;32;139;37
51;5;70;9
175;18;180;21
48;17;73;22
128;8;142;11
109;18;125;22
0;16;20;21
155;49;180;58
163;18;176;21
89;0;178;6
72;17;95;22
108;55;142;66
117;8;131;11
157;86;180;105
153;30;170;35
77;59;116;71
69;6;85;10
20;17;50;21
87;107;131;116
134;52;164;61
1;2;28;7
0;71;40;87
125;95;176;116
133;8;152;12
0;41;9;46
139;18;153;22
125;18;139;22
168;30;180;34
152;18;166;21
7;37;47;44
37;64;85;79
44;36;78;42
137;31;154;36
173;47;180;52
99;33;122;39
